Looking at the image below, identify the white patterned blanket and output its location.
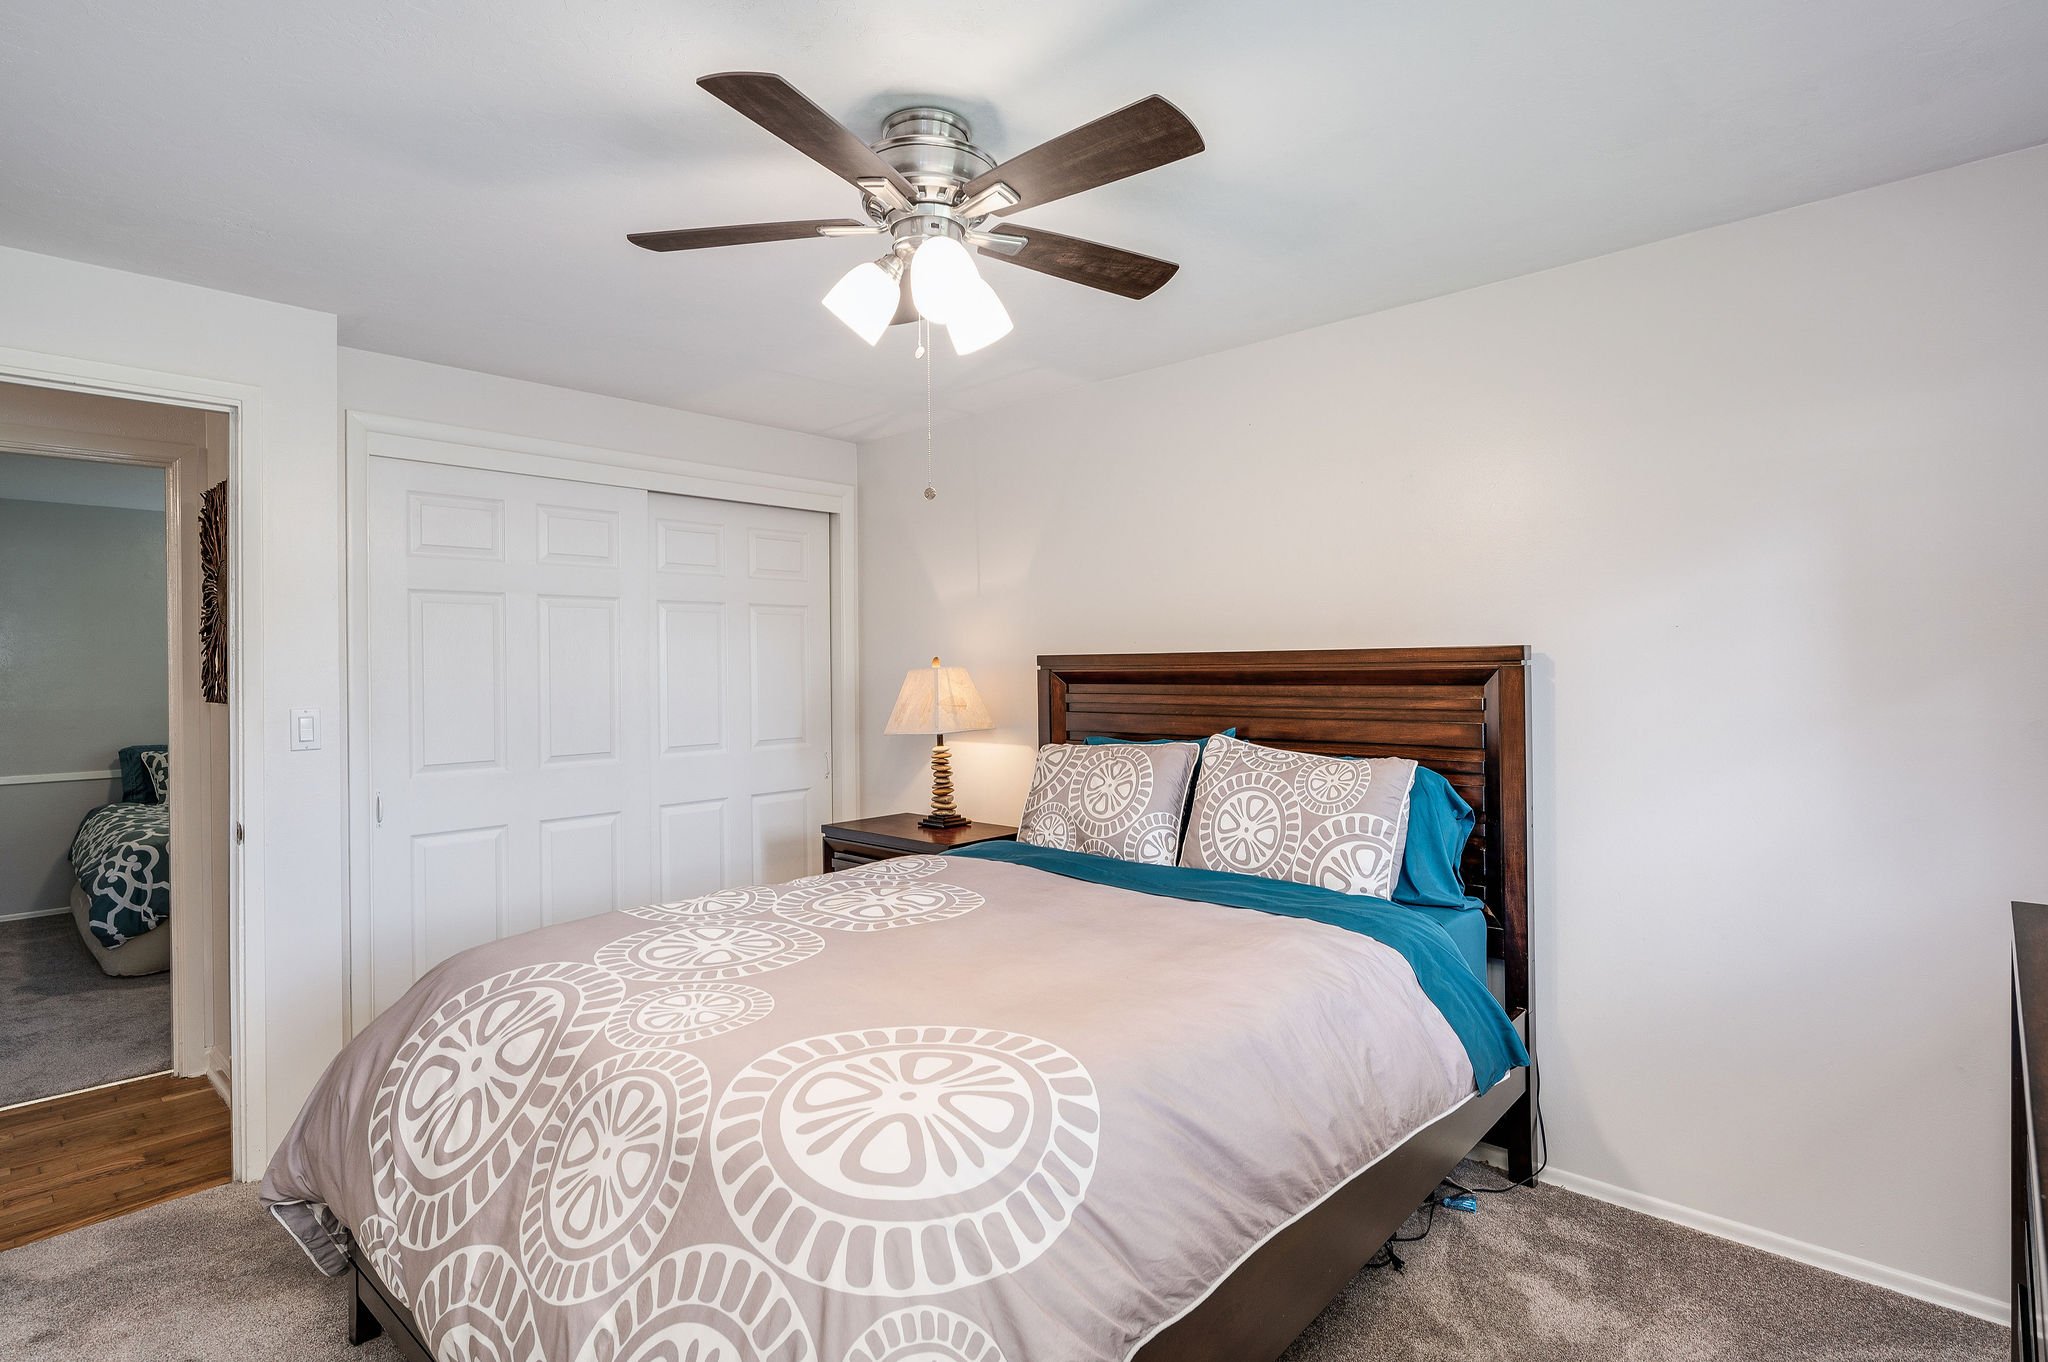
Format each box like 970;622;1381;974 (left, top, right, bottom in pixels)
69;801;171;947
262;853;1473;1362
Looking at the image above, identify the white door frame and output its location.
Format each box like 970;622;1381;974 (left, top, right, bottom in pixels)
0;346;259;1180
343;411;859;1035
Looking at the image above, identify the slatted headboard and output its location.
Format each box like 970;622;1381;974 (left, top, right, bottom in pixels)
1037;646;1531;1015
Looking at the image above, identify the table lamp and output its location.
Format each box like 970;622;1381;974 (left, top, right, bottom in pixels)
885;657;993;828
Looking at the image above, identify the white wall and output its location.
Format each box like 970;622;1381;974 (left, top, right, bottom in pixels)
338;349;855;486
0;244;340;1167
858;145;2048;1309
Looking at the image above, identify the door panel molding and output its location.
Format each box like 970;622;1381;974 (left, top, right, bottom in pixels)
657;602;725;753
408;590;506;773
347;412;856;1037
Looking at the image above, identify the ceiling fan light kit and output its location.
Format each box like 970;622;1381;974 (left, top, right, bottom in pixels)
909;234;976;324
941;279;1013;356
822;255;902;345
632;73;1203;354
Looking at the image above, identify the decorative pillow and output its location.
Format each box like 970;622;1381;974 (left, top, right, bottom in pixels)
1179;733;1417;898
1278;754;1478;910
118;744;167;803
1083;728;1236;826
140;749;170;804
1017;740;1201;865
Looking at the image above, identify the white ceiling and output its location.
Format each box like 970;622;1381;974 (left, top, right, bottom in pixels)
3;2;2045;442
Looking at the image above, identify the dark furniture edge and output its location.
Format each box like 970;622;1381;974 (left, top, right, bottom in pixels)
2013;901;2048;1358
1134;1059;1527;1362
1038;645;1531;670
350;1256;431;1362
822;814;1018;855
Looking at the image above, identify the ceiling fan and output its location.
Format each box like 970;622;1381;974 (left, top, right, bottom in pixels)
629;72;1204;354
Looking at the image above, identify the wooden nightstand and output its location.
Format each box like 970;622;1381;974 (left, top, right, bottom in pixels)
820;814;1017;872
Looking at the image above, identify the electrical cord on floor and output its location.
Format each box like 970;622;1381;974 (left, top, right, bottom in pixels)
1365;1038;1550;1273
1363;1190;1447;1273
1452;1030;1550;1197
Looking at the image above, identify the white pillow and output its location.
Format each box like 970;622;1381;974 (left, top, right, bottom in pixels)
140;749;170;804
1179;733;1416;898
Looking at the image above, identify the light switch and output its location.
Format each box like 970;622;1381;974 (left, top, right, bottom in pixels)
290;707;320;751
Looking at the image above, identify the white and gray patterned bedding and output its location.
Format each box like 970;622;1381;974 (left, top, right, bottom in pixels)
69;801;171;947
262;852;1483;1362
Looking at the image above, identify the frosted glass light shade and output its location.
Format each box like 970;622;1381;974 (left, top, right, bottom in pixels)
823;260;899;345
910;236;980;325
884;659;993;736
945;278;1013;355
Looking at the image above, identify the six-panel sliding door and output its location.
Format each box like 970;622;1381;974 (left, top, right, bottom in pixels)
363;458;830;1018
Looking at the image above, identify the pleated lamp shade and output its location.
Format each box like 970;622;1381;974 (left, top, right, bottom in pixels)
884;658;992;736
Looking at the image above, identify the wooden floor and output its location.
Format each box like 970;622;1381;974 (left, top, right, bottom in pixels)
0;1073;231;1252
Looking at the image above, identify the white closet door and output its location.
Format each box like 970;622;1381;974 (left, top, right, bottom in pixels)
365;458;652;1016
649;493;832;896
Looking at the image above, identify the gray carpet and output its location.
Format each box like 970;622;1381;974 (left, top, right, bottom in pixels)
0;915;170;1108
1277;1163;2005;1362
0;1166;2003;1361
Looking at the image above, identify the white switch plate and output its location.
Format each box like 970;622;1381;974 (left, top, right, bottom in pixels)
290;707;320;751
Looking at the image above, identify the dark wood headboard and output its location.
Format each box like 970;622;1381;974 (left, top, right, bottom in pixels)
1037;646;1531;1015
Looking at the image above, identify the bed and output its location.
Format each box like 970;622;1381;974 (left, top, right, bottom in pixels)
265;646;1536;1362
67;746;173;978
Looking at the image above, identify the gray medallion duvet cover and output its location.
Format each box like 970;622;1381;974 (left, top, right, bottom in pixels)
70;801;171;947
264;852;1484;1362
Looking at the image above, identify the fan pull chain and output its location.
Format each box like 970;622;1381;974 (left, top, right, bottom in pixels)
922;316;936;501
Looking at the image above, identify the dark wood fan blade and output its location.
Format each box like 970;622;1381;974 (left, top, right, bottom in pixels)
627;219;868;251
962;95;1202;216
890;270;918;325
698;72;915;198
982;224;1179;299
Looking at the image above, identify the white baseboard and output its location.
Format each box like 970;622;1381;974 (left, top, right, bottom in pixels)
205;1045;232;1104
0;905;71;924
1534;1165;2008;1327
